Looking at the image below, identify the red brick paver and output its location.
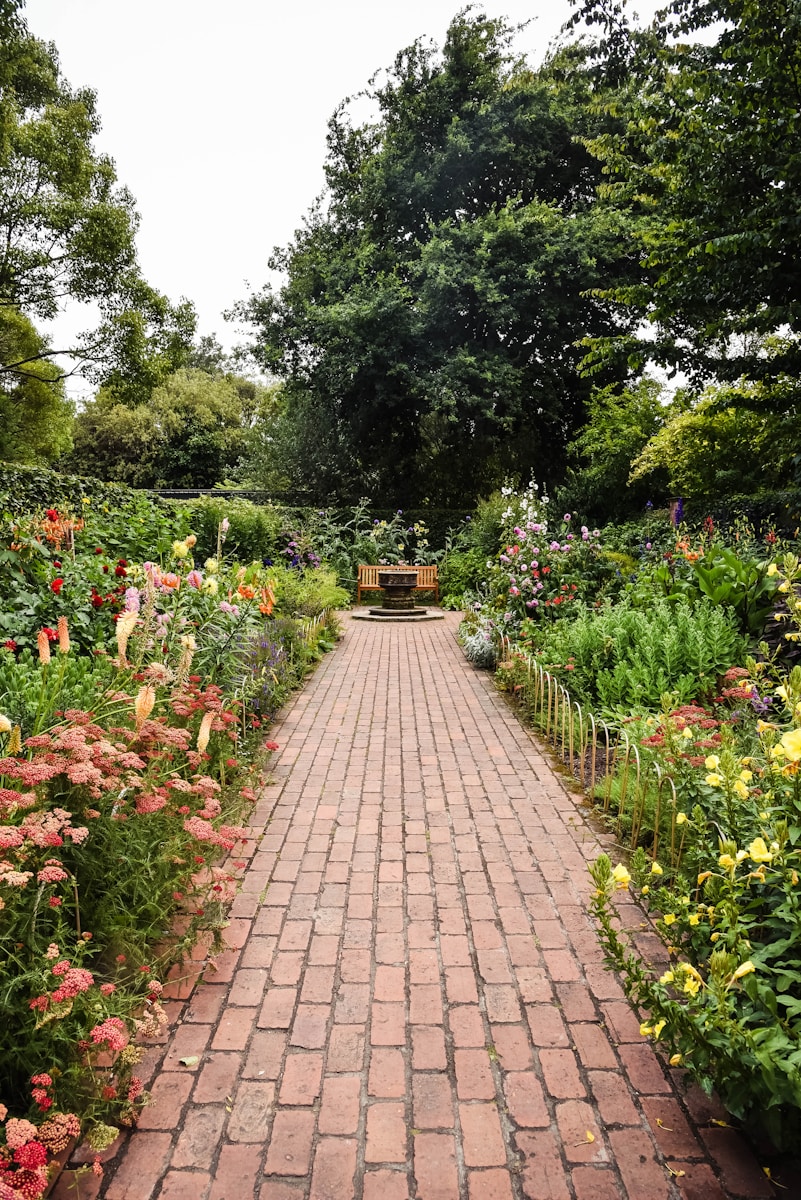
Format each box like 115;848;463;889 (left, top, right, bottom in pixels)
77;613;793;1200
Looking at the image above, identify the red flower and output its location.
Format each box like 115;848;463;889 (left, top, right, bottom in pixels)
3;639;17;652
95;547;103;554
117;558;128;567
51;578;64;594
42;627;58;641
45;508;59;522
48;896;62;907
264;741;279;751
102;564;109;574
114;565;127;577
53;560;61;568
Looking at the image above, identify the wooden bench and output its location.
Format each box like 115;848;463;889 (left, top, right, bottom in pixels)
357;564;439;605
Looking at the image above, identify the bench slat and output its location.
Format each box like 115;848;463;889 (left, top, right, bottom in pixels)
357;564;438;604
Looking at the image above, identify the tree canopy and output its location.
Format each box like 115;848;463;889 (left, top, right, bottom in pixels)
67;368;270;489
0;0;195;412
237;12;639;506
0;306;72;462
571;0;801;386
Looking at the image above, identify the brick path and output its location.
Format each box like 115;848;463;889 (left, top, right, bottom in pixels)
58;613;791;1200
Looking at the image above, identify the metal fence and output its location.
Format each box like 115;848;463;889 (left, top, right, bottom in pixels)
496;635;683;868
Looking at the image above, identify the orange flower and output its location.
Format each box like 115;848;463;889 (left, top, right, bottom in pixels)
258;585;275;616
237;585;255;600
37;630;51;665
134;685;156;732
57;616;70;655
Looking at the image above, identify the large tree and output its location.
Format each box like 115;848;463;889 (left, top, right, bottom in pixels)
0;0;195;401
67;367;270;488
570;0;801;386
237;12;639;506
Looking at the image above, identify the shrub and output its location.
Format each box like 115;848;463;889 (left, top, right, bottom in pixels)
523;597;747;714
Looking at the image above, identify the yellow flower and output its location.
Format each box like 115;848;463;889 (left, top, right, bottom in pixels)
669;1053;683;1066
612;864;631;890
663;913;677;926
675;812;688;825
739;769;753;783
653;1019;666;1039
202;578;219;596
641;885;650;895
780;729;801;762
204;558;219;574
650;862;663;876
683;976;701;996
688;914;700;926
767;562;778;576
704;754;720;770
711;932;721;942
730;960;755;982
756;719;778;734
681;727;693;740
172;540;189;559
659;969;675;985
705;773;724;787
697;871;712;884
718;854;736;870
639;1022;653;1037
732;779;749;799
0;714;11;734
748;837;773;864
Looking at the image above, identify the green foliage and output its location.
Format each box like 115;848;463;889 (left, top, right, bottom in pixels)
182;495;284;563
558;376;668;521
574;0;801;384
527;597;747;712
439;547;488;607
630;382;801;503
0;308;74;463
67;369;268;488
652;542;780;638
590;845;801;1148
268;566;349;619
0;1;196;391
236;15;637;506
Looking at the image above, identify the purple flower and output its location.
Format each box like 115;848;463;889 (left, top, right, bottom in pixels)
563;513;571;522
124;587;140;612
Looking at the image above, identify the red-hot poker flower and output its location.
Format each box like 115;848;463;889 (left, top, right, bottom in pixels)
37;630;51;665
57;615;70;655
134;684;156;732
